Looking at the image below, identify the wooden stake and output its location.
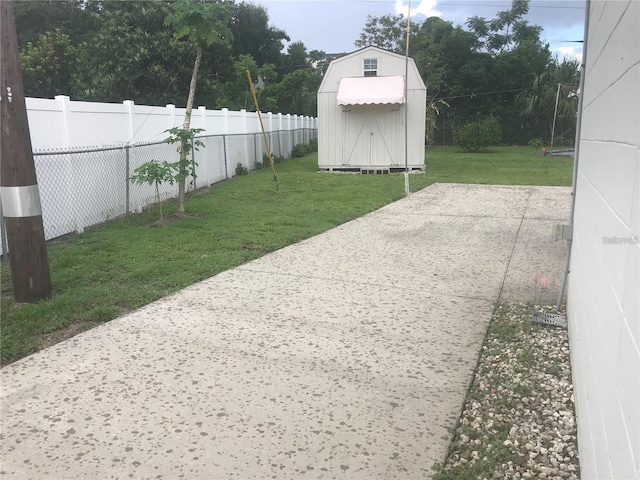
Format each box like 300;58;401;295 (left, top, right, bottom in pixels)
1;1;52;302
246;70;278;190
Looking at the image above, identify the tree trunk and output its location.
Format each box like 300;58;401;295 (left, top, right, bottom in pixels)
178;43;203;213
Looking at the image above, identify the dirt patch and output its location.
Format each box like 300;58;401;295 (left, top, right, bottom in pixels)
36;321;99;351
149;212;196;227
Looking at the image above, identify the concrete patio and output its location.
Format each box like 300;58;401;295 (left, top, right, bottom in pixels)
0;183;571;479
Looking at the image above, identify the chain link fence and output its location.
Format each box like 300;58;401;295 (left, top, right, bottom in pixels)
0;128;317;255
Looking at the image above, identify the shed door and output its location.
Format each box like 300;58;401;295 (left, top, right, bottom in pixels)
342;107;401;166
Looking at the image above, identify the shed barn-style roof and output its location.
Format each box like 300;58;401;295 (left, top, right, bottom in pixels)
318;46;425;94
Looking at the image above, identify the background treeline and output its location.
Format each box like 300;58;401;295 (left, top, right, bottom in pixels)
356;0;580;146
16;0;579;146
15;0;324;117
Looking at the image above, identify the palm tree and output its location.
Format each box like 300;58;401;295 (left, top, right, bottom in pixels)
517;57;580;148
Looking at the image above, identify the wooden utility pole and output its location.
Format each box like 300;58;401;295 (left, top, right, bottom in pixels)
0;1;52;302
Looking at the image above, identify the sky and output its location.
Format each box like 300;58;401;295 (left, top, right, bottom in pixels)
253;0;586;60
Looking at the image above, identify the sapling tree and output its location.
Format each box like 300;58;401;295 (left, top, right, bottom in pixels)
129;127;204;221
165;0;232;213
129;160;175;222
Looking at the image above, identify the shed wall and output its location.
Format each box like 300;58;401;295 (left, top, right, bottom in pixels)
568;2;639;479
318;48;426;170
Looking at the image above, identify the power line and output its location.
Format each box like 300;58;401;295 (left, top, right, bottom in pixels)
258;0;584;8
436;82;579;101
438;87;528;100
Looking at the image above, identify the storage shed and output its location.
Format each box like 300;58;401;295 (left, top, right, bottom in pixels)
317;46;426;172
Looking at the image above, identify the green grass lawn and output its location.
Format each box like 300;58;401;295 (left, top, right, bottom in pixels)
0;147;573;365
425;146;573;186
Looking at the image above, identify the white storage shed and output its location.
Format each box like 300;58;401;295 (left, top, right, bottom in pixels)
317;46;426;172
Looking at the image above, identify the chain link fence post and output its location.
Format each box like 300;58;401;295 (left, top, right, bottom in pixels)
222;135;228;179
125;145;130;215
191;137;196;190
254;133;258;167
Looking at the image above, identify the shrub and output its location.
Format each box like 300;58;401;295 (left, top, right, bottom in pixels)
528;138;544;150
456;118;502;152
235;162;248;176
291;139;318;158
262;152;283;165
291;143;309;158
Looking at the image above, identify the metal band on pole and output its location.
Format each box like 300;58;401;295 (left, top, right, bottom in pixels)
0;185;43;217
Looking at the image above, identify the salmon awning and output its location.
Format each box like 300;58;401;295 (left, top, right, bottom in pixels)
336;76;405;105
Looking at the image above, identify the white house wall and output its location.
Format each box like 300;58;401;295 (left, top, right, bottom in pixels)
568;1;639;479
318;47;426;170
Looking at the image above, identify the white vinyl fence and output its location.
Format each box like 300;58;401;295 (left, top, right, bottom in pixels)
1;98;317;255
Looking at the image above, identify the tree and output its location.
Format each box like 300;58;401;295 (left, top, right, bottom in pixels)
466;0;542;54
517;57;580;145
129;160;176;222
308;49;331;75
354;14;418;53
229;2;288;68
70;2;195;104
165;0;232;213
216;53;273;110
13;0;100;48
260;68;320;116
20;29;74;98
283;41;309;73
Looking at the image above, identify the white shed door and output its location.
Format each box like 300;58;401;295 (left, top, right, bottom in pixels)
343;107;401;166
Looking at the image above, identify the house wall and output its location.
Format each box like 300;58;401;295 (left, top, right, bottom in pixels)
568;1;639;479
318;47;426;170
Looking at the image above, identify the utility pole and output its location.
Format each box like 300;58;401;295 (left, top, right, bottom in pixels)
0;1;52;302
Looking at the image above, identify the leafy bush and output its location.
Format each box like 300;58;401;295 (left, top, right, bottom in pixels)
261;152;283;165
528;138;544;150
291;143;309;158
291;139;319;158
235;162;248;176
456;118;502;152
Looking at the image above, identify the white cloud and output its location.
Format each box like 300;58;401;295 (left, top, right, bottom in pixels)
555;45;583;62
395;0;442;18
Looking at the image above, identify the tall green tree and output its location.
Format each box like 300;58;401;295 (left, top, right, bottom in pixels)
466;0;542;54
354;14;418;53
283;41;309;73
165;0;232;213
229;2;288;68
20;29;75;98
71;2;194;104
13;0;100;47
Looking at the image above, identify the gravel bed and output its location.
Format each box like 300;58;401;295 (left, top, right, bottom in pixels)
432;303;580;480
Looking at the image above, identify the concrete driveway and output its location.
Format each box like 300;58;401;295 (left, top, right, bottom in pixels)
0;183;570;479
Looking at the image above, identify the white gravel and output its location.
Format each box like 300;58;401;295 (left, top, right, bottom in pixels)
433;303;580;480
